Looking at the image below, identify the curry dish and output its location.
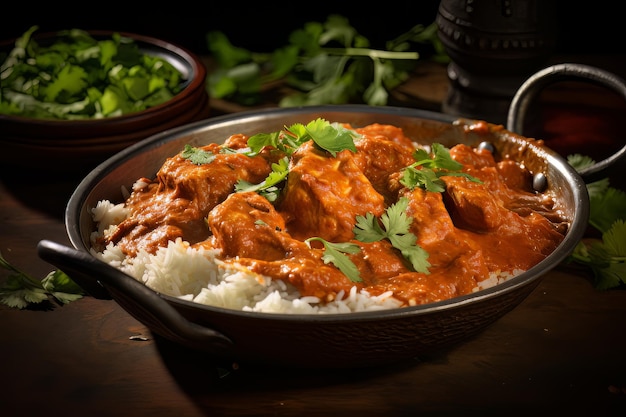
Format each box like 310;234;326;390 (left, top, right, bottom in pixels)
96;120;567;307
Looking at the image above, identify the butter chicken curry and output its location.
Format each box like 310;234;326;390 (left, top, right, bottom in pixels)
97;119;566;307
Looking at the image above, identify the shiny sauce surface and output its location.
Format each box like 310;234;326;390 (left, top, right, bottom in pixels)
100;123;567;306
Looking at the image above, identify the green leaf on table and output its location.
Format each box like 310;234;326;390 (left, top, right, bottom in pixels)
0;251;84;309
0;275;49;309
589;187;626;234
567;154;610;199
570;220;626;290
42;269;85;304
564;153;626;289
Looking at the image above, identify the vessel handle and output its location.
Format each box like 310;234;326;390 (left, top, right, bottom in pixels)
37;240;234;356
507;63;626;183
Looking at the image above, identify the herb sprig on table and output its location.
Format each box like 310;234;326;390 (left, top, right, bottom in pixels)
206;15;447;107
565;154;626;289
0;252;84;309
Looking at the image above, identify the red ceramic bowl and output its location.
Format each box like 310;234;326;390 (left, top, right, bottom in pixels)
0;30;210;176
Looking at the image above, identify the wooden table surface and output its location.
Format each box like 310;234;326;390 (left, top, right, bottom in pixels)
2;55;626;417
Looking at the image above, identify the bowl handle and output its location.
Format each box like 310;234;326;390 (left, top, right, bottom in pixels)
507;63;626;183
37;239;233;353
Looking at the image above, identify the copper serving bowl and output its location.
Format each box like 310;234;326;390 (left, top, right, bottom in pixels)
0;30;210;176
37;64;626;369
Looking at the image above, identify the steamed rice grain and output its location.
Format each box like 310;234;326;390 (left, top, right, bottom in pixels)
89;192;519;314
91;223;410;313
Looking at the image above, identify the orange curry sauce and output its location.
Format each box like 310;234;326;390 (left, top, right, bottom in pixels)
101;122;566;306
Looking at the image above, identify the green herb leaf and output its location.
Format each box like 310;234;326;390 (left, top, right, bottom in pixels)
400;143;481;192
565;153;626;290
354;197;430;273
206;15;444;107
569;154;626;234
303;118;358;156
0;251;84;309
235;157;289;201
240;119;359;201
42;269;85;304
247;131;282;155
567;153;595;170
305;237;362;282
1;26;185;120
589;187;626;233
181;144;217;165
569;220;626;289
401;165;446;193
567;154;610;199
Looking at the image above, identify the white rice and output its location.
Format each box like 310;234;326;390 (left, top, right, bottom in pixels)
90;199;408;313
89;197;518;314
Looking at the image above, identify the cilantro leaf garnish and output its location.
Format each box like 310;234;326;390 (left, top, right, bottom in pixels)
305;237;362;282
303;198;430;282
180;144;217;165
296;118;358;156
413;143;463;171
235;157;289;201
401;164;445;192
400;143;481;192
239;119;359;200
354;197;430;273
248;118;359;157
0;26;185;120
247;131;284;155
0;252;84;309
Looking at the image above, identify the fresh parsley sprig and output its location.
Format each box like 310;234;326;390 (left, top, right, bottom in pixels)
565;154;626;289
236;119;359;200
0;251;84;309
305;238;363;283
354;197;430;273
235;157;289;202
286;118;358;156
400;143;482;192
180;144;217;165
247;118;359;157
569;221;626;289
304;197;430;282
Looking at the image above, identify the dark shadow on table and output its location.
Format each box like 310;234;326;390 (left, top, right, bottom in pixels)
151;332;480;416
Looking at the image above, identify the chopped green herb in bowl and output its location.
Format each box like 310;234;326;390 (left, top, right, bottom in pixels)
0;26;210;175
0;25;186;120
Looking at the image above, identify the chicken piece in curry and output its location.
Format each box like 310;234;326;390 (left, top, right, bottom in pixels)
97;120;566;306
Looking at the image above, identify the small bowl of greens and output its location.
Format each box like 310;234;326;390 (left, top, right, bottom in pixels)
0;26;210;176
